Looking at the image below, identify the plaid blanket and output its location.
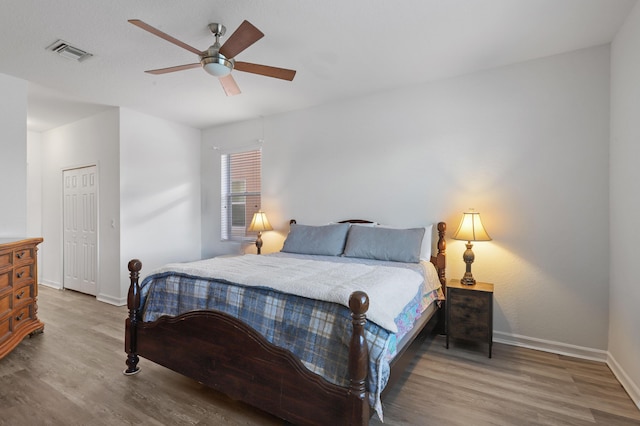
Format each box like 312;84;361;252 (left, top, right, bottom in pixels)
138;259;439;420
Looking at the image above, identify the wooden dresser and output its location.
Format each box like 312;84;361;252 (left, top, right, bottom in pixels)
0;237;44;359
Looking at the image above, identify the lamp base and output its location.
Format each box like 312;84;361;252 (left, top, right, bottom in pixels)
460;275;476;286
255;231;263;255
461;242;476;285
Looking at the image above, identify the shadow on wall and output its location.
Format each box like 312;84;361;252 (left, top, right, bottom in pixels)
124;182;196;225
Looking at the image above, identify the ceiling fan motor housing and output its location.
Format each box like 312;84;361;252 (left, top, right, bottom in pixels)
208;23;226;37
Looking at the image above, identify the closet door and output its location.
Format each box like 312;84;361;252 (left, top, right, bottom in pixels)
63;166;98;295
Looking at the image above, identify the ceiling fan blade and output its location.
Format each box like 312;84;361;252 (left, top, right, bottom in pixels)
234;62;296;81
129;19;203;56
219;74;241;96
145;63;201;75
219;20;264;59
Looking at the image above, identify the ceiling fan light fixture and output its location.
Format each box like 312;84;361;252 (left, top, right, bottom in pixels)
201;55;233;77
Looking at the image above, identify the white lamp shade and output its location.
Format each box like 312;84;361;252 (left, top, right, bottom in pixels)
248;211;273;232
452;210;492;242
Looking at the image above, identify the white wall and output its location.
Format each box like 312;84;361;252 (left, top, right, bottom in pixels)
609;1;640;408
0;73;28;237
202;46;611;355
119;108;202;295
27;130;43;280
39;108;202;305
26;131;43;238
41;109;121;304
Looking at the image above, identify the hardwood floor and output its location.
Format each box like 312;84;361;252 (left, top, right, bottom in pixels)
1;286;638;425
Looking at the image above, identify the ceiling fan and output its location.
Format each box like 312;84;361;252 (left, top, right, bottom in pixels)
128;19;296;96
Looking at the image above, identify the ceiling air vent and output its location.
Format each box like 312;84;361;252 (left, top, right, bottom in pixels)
46;39;93;62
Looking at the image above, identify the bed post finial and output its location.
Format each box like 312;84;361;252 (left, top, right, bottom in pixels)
348;291;370;424
124;259;142;375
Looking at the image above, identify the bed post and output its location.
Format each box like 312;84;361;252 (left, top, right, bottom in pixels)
348;291;370;425
436;221;446;291
435;222;447;335
124;259;142;375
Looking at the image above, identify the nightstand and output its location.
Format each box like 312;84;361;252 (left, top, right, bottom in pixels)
446;279;494;358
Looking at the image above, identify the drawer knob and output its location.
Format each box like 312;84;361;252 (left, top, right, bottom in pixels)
16;251;25;259
16;312;24;321
16;271;25;279
16;290;25;299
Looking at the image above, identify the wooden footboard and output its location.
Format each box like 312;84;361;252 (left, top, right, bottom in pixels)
124;260;370;425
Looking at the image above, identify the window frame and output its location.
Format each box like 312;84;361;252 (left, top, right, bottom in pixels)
220;146;263;242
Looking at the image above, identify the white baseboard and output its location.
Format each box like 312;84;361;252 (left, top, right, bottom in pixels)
39;280;62;290
40;281;126;306
96;293;126;306
607;352;640;410
493;331;608;362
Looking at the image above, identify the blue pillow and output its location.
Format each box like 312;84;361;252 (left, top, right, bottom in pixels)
281;223;350;256
343;226;425;263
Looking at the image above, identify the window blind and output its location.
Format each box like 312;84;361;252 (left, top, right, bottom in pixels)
221;149;262;241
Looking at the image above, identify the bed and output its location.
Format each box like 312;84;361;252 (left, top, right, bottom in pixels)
124;220;446;425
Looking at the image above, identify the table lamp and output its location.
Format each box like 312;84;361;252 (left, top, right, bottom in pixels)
452;209;492;285
247;211;273;254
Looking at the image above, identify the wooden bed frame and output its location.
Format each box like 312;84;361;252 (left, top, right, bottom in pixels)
124;221;446;426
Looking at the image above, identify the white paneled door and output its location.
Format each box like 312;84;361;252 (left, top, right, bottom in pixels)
63;166;98;295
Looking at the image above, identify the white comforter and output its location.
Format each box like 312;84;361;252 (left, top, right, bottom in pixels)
153;254;438;332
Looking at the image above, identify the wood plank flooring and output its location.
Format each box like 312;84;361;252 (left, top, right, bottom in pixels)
1;286;638;425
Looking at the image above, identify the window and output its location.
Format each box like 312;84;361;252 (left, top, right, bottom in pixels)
221;148;262;241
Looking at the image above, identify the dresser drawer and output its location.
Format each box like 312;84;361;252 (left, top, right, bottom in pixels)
0;291;11;318
449;308;491;340
13;247;35;264
0;314;10;343
13;264;34;286
12;304;34;332
0;270;11;291
449;300;491;322
450;290;491;311
449;291;492;324
0;249;11;269
0;305;34;342
13;282;34;307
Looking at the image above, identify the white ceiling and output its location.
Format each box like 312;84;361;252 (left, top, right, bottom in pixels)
1;0;636;133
